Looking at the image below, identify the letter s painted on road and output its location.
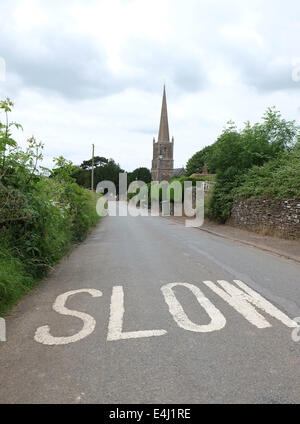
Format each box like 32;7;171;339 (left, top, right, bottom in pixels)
34;289;102;345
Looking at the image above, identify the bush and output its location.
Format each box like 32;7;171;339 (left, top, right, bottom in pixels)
234;150;300;200
0;98;100;314
73;158;124;193
0;242;35;316
205;108;300;222
185;145;216;176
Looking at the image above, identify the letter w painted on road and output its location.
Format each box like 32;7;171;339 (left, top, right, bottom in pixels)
203;280;298;329
161;283;226;333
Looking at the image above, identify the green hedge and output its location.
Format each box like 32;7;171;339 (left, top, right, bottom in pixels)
234;150;300;200
202;108;300;222
0;179;100;315
0;98;102;315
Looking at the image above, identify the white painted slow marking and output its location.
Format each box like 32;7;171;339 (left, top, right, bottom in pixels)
34;289;102;345
0;318;6;342
107;286;167;341
292;318;300;342
203;280;299;329
161;282;226;333
34;280;299;346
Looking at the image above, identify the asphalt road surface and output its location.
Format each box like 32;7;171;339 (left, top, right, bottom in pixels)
1;202;300;404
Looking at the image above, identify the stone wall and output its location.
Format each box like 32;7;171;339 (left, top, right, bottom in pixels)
230;198;300;239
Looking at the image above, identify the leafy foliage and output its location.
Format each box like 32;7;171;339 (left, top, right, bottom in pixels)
234;150;300;199
80;156;108;170
128;167;151;185
204;108;300;222
73;158;124;193
185;145;216;176
0;99;100;315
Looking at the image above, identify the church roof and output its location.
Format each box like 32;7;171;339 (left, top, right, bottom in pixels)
158;85;170;143
173;168;185;177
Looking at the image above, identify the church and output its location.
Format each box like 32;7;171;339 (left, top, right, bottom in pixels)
151;86;185;181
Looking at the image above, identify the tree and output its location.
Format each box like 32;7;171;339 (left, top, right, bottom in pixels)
207;108;300;222
80;156;108;170
51;156;77;183
73;158;124;193
185;145;216;176
128;167;151;185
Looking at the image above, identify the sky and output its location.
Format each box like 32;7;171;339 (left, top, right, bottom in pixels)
0;0;300;171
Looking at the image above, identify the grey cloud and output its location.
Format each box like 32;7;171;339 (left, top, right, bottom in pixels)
121;37;208;94
210;1;300;93
1;31;208;101
1;32;128;99
1;0;300;103
243;58;299;92
225;46;299;92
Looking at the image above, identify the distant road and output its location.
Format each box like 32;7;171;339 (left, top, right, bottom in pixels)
1;202;300;404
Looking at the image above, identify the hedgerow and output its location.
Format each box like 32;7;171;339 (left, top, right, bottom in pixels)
0;98;100;315
192;108;300;222
234;149;300;200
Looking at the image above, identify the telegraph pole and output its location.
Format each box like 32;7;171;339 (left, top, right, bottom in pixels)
91;143;95;192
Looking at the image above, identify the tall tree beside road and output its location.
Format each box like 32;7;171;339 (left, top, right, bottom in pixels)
73;158;124;193
208;108;300;222
185;145;216;176
128;167;152;185
185;108;300;223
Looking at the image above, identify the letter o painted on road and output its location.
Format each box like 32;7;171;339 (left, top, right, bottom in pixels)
161;282;226;333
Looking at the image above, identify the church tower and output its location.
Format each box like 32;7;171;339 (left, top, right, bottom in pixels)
151;86;174;181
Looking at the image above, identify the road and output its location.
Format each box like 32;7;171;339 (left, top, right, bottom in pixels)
1;202;300;404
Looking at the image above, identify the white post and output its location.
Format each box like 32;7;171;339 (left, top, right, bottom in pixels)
91;143;95;191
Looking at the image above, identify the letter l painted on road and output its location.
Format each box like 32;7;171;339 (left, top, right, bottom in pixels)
107;286;167;341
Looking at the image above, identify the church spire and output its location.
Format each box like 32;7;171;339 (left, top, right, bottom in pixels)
158;85;170;142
